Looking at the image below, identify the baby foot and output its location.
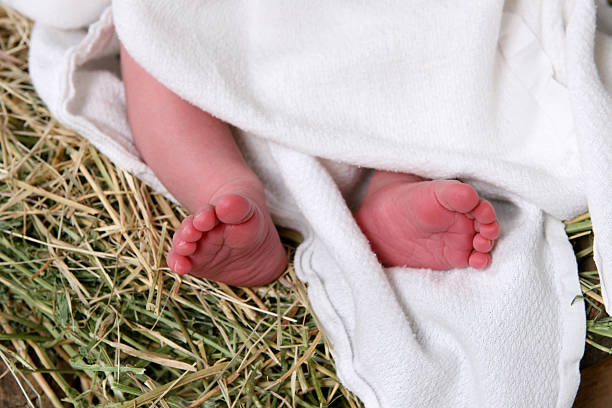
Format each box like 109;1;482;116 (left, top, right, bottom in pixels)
166;193;287;287
355;173;499;270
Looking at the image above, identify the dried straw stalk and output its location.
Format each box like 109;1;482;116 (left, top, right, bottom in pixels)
0;5;608;408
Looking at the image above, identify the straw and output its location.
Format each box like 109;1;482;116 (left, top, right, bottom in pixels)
0;5;608;408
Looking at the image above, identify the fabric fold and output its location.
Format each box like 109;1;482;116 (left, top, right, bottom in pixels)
19;0;612;406
566;0;612;311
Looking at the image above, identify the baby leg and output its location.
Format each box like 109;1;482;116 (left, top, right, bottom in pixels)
120;45;286;286
355;171;499;269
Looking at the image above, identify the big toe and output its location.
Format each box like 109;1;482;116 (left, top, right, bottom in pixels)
434;181;480;214
214;194;257;224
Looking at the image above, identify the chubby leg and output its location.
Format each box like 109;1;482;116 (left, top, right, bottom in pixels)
355;171;499;269
120;45;286;286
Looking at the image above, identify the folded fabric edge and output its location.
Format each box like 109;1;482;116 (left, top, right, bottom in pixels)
547;215;586;408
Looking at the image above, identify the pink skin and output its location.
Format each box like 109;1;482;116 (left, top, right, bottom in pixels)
121;45;286;286
355;172;499;269
121;45;499;286
166;193;287;286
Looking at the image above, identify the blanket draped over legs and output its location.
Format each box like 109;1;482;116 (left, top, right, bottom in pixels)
16;0;612;406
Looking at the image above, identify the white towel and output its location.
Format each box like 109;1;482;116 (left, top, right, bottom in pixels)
12;0;612;406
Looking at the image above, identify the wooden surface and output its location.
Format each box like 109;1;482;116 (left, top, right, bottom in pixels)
574;357;612;408
0;360;53;408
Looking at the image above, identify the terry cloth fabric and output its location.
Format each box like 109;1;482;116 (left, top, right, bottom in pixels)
10;0;612;406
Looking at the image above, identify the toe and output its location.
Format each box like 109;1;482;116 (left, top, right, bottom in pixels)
173;240;197;256
434;181;480;214
215;194;256;224
167;251;191;274
468;251;491;269
476;220;499;240
178;217;203;242
193;205;218;231
471;199;496;224
473;234;494;252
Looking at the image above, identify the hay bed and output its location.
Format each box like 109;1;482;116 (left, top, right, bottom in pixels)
0;6;609;408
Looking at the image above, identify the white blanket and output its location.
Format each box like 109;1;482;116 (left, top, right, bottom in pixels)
12;0;612;406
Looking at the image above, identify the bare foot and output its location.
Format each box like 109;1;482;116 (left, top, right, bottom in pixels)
355;171;499;269
166;186;287;287
121;45;286;286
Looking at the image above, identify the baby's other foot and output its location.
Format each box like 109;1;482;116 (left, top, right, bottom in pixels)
167;193;287;286
355;172;499;270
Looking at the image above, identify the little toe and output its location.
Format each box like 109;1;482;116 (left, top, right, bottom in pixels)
434;181;480;214
476;221;499;240
176;216;203;242
471;199;496;224
473;234;494;252
167;251;191;274
193;205;218;231
215;194;256;224
173;240;197;256
468;251;491;269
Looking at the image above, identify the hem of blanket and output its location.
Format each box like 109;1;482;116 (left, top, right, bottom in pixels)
67;10;169;197
549;215;586;408
291;228;381;408
593;240;611;313
31;8;174;203
290;213;588;408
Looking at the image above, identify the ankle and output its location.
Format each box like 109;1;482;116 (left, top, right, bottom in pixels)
208;175;266;208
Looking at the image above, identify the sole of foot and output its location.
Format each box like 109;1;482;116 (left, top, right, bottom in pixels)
167;193;287;287
356;178;499;270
